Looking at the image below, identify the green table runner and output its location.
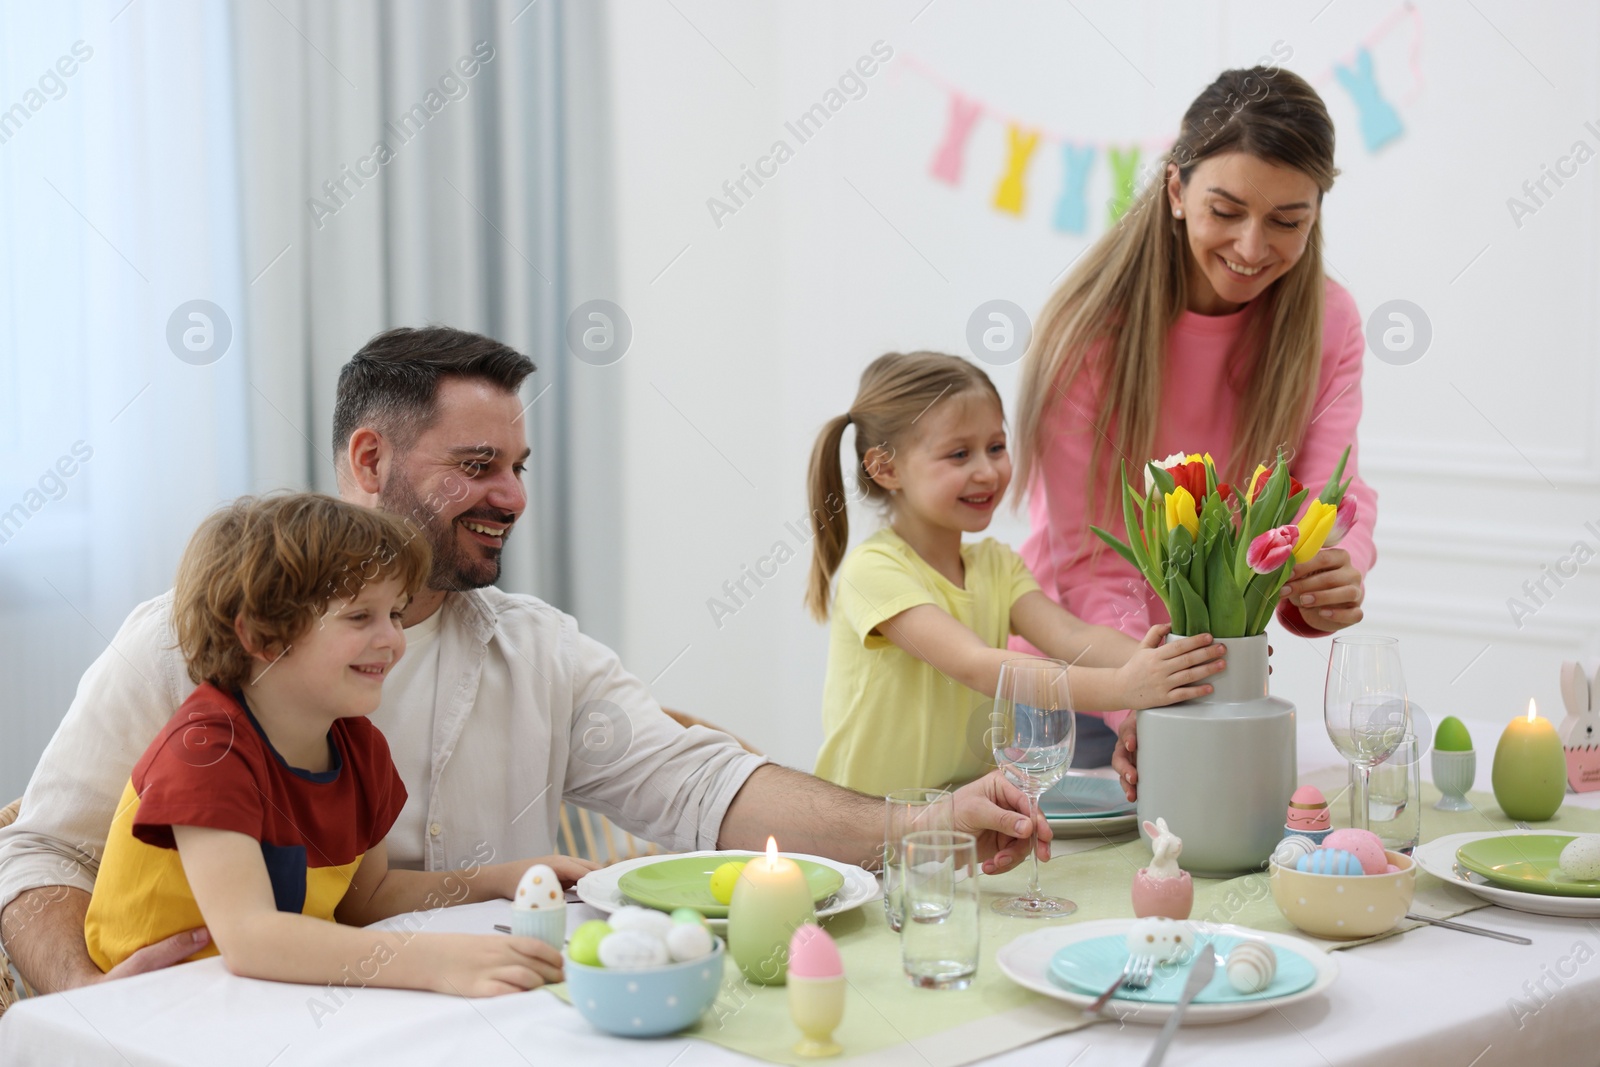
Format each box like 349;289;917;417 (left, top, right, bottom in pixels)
551;776;1600;1066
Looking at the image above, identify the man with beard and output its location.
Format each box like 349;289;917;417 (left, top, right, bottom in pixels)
0;326;1049;997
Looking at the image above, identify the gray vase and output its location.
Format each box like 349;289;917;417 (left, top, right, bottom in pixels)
1135;633;1296;877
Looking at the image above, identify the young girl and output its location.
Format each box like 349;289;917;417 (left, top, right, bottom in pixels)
84;493;594;996
807;352;1227;796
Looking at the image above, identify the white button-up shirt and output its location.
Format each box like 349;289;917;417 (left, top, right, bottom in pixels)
0;587;766;914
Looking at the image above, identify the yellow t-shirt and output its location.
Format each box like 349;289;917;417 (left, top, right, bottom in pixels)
813;528;1041;795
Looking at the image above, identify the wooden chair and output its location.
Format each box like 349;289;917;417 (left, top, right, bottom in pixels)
0;797;24;1019
557;709;762;867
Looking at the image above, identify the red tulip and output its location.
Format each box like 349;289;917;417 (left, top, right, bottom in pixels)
1245;464;1304;503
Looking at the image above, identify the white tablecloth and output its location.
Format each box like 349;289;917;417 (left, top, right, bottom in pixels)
7;769;1600;1066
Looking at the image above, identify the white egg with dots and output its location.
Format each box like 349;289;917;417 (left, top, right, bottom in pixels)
1560;836;1600;881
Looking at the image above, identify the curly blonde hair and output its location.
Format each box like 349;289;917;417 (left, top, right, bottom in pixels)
172;493;432;690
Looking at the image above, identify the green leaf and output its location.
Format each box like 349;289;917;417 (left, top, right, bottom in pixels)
1167;569;1187;635
1119;468;1149;574
1285;488;1307;524
1188;527;1206;601
1091;524;1146;576
1174;572;1210;636
1318;445;1352;505
1206;548;1246;637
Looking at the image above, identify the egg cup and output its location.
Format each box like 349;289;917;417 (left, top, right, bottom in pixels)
1432;749;1476;811
789;974;845;1057
510;906;567;948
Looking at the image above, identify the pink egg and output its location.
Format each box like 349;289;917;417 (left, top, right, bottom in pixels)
788;923;842;979
1287;787;1331;832
1323;828;1387;875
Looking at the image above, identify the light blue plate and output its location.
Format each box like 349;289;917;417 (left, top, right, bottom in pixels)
1039;776;1136;819
1049;935;1316;1004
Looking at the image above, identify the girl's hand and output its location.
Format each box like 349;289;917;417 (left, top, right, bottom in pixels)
1111;714;1139;802
1114;625;1226;710
427;933;564;997
1279;547;1364;632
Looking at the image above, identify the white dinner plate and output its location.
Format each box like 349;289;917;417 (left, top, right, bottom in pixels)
1414;831;1600;918
575;850;880;928
995;919;1339;1025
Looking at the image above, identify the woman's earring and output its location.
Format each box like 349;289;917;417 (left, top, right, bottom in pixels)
1173;207;1184;219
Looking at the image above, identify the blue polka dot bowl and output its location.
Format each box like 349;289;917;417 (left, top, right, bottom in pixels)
564;937;726;1037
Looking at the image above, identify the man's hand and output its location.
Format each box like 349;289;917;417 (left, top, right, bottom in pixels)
1279;547;1364;632
951;771;1053;875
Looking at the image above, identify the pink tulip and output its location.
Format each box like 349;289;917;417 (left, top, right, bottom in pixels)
1323;496;1359;548
1247;525;1299;574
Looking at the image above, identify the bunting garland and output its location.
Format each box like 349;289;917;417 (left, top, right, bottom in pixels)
905;2;1423;234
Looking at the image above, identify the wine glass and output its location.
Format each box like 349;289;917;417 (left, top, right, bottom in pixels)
989;657;1076;918
1324;635;1409;831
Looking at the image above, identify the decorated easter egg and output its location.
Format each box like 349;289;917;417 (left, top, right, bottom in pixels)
1286;786;1331;833
665;921;715;962
598;929;670;970
1296;848;1364;876
1323;828;1387;875
608;904;674;939
1225;939;1277;994
1125;917;1194;963
789;922;843;979
671;907;709;927
513;863;563;910
1271;835;1317;868
568;920;613;966
1435;716;1473;752
1560;835;1600;880
709;860;748;905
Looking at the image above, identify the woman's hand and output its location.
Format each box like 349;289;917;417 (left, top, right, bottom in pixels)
1279;547;1364;632
1113;625;1226;710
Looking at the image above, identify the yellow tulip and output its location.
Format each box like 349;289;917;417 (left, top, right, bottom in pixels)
1165;487;1199;538
1293;500;1338;563
1246;463;1270;500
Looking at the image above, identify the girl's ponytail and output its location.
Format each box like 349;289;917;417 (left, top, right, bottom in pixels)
805;413;853;622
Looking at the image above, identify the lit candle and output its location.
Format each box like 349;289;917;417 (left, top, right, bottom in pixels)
1491;699;1566;821
728;837;816;985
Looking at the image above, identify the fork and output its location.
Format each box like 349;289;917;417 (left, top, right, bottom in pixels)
1087;951;1155;1013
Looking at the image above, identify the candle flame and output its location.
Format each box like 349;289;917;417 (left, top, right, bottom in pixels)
1528;698;1538;723
766;835;779;868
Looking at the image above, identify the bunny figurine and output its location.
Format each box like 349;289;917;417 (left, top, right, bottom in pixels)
1559;661;1600;793
1130;817;1193;920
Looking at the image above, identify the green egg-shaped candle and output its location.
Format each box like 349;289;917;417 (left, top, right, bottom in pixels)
1435;716;1473;752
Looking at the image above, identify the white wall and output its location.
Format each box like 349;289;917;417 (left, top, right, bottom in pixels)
601;0;1600;780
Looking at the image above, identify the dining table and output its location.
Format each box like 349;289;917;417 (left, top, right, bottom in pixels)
5;758;1600;1066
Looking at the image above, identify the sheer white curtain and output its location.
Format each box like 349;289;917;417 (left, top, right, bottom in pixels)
0;2;249;800
0;0;621;801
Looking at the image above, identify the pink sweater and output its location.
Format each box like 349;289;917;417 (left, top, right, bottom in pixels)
1014;278;1378;726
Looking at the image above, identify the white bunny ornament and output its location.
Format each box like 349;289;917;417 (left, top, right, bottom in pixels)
1130;817;1193;919
1559;661;1600;792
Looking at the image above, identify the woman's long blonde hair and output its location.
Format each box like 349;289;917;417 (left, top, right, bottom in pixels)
1014;66;1339;528
805;352;1002;621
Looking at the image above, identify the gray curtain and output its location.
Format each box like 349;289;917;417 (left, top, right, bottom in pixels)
231;0;621;639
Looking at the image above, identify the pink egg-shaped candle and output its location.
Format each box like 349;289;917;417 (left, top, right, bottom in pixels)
788;923;842;979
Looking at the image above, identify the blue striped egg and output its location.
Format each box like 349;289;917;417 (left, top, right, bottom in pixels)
1296;848;1364;876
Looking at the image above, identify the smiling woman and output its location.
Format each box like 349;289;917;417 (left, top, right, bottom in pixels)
1011;66;1380;772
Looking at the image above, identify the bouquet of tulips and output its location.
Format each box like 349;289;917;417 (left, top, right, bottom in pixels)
1090;447;1358;638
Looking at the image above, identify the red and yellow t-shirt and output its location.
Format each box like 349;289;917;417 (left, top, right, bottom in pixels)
84;683;406;972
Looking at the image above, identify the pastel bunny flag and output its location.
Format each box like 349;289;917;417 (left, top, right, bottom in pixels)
992;124;1040;215
1052;143;1096;234
1334;46;1404;152
929;93;983;185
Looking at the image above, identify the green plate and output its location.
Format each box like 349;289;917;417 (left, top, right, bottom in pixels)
617;854;846;918
1455;836;1600;897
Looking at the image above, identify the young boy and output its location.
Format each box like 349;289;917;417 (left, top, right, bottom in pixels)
84;493;594;997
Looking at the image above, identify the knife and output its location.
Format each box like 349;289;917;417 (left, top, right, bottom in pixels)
1143;943;1215;1067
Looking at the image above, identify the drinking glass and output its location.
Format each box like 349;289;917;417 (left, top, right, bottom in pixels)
1324;635;1409;832
1361;731;1423;853
883;788;955;932
900;830;980;989
989;657;1075;918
